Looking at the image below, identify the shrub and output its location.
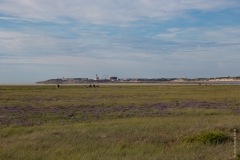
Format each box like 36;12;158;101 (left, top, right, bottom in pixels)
237;154;240;160
184;130;231;145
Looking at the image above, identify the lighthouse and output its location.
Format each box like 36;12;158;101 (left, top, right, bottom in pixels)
94;74;99;80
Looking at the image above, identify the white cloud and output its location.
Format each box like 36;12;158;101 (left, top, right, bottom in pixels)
155;27;240;44
0;0;239;24
156;33;176;39
0;31;67;55
203;27;240;43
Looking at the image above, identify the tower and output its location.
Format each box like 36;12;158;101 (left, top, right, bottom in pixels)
95;74;99;80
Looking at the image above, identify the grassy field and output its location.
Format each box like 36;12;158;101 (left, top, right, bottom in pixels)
0;84;240;159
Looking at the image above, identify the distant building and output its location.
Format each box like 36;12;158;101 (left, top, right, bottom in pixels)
109;77;117;81
78;78;88;81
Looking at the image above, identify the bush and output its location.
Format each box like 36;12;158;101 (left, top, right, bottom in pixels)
237;154;240;160
184;130;231;145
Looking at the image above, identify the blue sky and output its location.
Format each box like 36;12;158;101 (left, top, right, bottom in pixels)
0;0;240;83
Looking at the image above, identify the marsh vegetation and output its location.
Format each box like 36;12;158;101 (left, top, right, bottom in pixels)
0;85;240;159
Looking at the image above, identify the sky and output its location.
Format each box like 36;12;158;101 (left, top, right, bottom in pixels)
0;0;240;83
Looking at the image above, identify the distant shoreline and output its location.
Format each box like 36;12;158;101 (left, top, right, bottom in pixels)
1;81;240;86
34;77;240;85
1;78;240;85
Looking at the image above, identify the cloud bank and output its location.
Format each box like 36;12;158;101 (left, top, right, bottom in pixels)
0;0;239;24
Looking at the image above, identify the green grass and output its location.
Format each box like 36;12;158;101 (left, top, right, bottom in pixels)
0;116;239;160
0;84;240;159
1;85;240;107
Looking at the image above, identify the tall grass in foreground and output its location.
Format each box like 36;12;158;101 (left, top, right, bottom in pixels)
0;116;240;160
